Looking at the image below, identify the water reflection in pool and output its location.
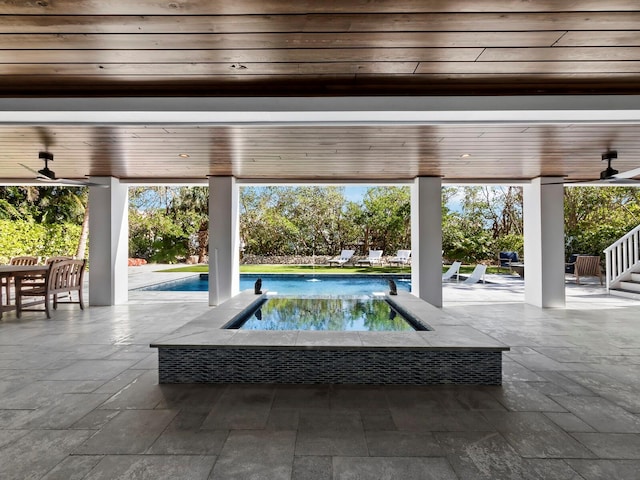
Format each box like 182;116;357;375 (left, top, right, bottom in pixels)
228;297;419;332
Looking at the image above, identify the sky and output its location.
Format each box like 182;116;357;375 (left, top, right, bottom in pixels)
343;186;368;203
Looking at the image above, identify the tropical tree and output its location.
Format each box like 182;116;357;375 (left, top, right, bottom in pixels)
239;186;354;256
170;187;209;262
564;186;640;258
359;187;411;254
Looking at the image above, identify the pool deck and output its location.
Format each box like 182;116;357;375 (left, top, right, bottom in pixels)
2;266;640;479
151;290;508;385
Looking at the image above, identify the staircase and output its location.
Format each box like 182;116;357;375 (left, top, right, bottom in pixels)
604;224;640;299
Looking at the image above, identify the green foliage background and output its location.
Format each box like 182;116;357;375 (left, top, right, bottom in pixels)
2;184;639;266
0;186;86;264
0;219;81;264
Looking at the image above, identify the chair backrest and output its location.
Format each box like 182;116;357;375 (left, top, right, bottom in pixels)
463;264;487;284
442;261;462;280
574;255;601;275
340;249;355;259
47;259;86;294
396;250;411;260
368;250;383;259
45;256;73;265
10;256;38;266
499;251;518;265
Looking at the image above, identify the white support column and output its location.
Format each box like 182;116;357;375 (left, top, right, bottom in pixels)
411;177;443;307
88;177;129;305
523;177;565;308
208;176;240;306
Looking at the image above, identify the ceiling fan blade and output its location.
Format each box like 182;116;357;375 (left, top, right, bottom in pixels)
601;177;640;185
57;178;109;188
19;162;41;176
613;166;640;179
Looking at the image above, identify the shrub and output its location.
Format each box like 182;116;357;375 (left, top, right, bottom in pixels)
0;219;81;263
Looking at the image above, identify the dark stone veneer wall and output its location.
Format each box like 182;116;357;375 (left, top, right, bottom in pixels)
158;347;503;385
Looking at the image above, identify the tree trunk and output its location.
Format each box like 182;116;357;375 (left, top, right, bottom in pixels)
76;201;89;259
197;229;208;263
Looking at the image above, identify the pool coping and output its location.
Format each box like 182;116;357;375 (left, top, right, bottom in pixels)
150;290;509;352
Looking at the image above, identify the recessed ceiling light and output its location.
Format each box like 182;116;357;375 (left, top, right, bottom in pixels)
178;153;190;158
460;153;471;158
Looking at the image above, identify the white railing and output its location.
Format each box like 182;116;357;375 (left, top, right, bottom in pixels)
604;224;640;291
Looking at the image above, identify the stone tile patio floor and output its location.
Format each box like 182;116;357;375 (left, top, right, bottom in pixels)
0;266;639;479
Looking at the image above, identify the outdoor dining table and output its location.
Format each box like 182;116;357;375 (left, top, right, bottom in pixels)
0;264;49;319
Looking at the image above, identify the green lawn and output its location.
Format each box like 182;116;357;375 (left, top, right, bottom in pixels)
158;264;504;275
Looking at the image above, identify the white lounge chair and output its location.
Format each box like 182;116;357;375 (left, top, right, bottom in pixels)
463;264;487;284
356;250;384;267
442;261;461;282
389;249;411;267
327;249;354;267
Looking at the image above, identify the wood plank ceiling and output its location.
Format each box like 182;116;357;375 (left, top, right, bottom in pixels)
0;0;640;182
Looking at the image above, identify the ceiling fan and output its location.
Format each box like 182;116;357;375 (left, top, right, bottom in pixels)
20;151;107;187
560;150;640;185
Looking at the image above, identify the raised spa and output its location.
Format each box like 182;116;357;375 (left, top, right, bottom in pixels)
151;290;509;385
225;297;429;332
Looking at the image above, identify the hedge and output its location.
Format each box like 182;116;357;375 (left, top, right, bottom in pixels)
0;219;82;264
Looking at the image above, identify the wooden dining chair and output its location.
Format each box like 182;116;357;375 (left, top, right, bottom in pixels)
16;259;86;319
10;256;39;266
45;256;73;265
2;256;40;305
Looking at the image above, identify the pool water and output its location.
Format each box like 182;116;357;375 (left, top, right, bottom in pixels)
141;274;411;296
227;297;420;331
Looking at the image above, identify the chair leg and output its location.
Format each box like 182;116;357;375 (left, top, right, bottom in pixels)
78;288;85;310
44;295;51;319
16;288;22;319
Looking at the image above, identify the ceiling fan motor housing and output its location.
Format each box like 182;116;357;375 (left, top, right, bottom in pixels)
37;151;56;179
600;150;619;179
38;151;54;162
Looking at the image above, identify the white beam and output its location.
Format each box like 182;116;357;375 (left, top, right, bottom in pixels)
2;96;640;125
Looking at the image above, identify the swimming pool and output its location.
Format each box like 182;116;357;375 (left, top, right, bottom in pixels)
226;296;424;331
140;273;411;296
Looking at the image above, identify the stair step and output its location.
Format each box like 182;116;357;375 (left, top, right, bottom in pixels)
610;288;640;301
618;281;640;293
631;273;640;282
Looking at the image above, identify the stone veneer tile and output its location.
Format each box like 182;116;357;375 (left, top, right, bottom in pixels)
571;433;640;459
75;409;177;454
292;456;332;480
565;459;640;480
210;430;295;480
365;430;443;456
226;330;299;346
158;347;503;385
481;411;596;459
40;455;103;480
83;455;215;480
0;430;93;480
332;457;458;480
201;384;275;430
295;331;363;347
550;394;640;433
